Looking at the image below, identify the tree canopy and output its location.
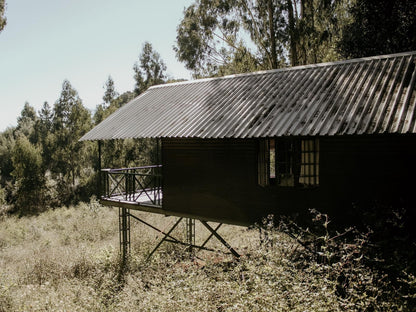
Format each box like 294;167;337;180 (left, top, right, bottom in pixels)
175;0;350;77
11;136;45;214
102;75;119;107
51;80;92;202
175;0;416;78
2;0;416;215
337;0;416;58
133;42;167;95
95;76;120;125
0;42;167;214
0;0;6;33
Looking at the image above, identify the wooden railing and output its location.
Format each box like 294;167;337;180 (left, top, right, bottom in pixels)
101;165;162;206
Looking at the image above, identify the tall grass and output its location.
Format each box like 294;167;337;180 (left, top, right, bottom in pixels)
0;200;414;311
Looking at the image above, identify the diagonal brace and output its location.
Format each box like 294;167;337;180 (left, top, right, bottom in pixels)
145;217;183;261
200;220;240;258
163;239;218;253
200;223;222;249
129;213;182;244
135;216;219;259
127;213;240;260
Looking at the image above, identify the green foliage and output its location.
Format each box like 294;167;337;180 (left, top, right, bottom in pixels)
102;75;119;107
0;128;15;183
287;0;351;65
0;186;8;216
0;0;6;33
33;102;54;168
16;102;37;127
14;102;38;143
111;90;135;109
0;186;5;206
175;0;348;77
275;209;416;311
0;67;157;212
175;1;261;77
338;0;416;58
0;204;414;311
0;39;170;213
94;90;135;125
11;136;45;214
51;80;93;204
100;138;158;170
133;42;167;95
95;76;119;125
95;82;161;197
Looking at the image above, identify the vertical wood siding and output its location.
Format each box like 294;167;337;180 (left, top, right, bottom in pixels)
162;136;416;226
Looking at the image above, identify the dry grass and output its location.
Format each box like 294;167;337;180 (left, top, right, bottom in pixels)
0;200;413;311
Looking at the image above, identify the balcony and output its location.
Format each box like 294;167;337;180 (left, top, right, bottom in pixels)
100;165;241;259
100;165;163;210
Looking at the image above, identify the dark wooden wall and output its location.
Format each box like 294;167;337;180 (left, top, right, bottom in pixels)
161;136;416;226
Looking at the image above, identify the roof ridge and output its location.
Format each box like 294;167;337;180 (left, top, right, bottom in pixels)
149;51;416;90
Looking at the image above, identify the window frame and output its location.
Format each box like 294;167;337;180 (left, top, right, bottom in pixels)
258;137;319;188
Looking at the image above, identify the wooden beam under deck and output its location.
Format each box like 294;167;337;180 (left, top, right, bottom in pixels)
99;198;250;227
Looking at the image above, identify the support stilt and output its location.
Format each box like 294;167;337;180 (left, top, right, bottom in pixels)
186;218;195;255
117;211;240;261
119;207;130;262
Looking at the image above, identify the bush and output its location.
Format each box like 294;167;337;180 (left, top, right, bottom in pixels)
10;136;46;215
273;209;416;311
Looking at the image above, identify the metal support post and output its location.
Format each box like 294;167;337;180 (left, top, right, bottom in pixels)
97;140;102;198
121;211;240;261
186;218;195;255
119;207;131;261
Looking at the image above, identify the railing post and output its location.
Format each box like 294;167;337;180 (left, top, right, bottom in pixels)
125;171;128;201
106;171;109;198
101;169;104;198
101;169;110;199
101;165;162;206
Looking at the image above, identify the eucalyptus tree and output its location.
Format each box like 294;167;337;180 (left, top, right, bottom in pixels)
0;0;6;33
102;75;119;107
51;80;93;203
95;75;119;125
0;127;15;184
15;102;38;143
34;101;54;169
11;136;45;214
133;42;167;95
338;0;416;58
175;0;350;77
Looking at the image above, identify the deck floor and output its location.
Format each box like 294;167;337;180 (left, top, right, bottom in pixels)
101;189;163;208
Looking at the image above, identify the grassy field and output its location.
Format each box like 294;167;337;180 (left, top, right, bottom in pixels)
0;200;414;311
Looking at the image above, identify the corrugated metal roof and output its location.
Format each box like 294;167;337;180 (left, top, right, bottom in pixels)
80;51;416;141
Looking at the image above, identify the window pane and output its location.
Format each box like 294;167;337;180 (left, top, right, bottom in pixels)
270;138;275;179
299;139;319;186
258;139;269;187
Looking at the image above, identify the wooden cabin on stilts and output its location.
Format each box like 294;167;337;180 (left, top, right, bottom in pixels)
80;51;416;261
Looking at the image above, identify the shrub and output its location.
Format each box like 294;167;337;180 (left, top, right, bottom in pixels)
274;209;416;311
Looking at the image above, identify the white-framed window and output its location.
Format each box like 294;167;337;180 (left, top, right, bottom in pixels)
258;138;319;187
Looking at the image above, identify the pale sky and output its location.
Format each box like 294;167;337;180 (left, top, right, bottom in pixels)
0;0;194;131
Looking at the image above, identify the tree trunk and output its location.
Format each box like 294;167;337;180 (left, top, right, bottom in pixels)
268;0;278;69
287;0;298;66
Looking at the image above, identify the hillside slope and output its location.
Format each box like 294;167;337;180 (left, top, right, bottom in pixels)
0;200;414;311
